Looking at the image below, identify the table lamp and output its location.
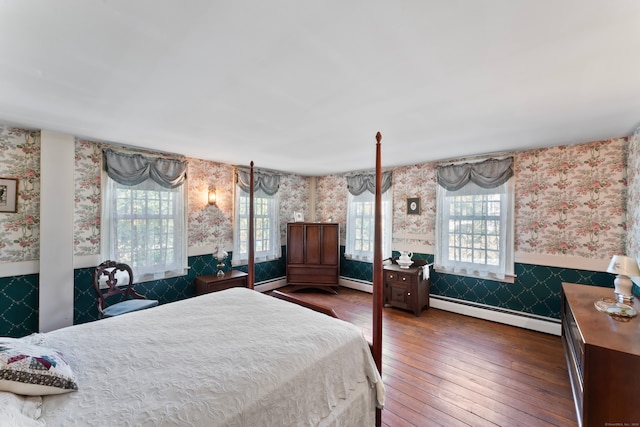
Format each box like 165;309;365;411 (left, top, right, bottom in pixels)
606;255;640;304
215;247;228;278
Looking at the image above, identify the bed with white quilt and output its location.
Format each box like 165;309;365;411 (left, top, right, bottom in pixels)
0;287;384;426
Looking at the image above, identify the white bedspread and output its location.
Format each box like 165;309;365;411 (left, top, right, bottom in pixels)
36;288;384;426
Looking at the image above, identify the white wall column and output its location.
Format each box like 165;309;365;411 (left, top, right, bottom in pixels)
39;131;75;332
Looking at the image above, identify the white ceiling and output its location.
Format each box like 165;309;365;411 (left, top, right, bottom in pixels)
0;1;639;175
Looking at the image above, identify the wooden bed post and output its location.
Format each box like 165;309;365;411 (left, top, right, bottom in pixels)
373;132;383;427
248;161;255;289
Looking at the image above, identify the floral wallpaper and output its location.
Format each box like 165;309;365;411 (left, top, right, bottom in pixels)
74;140;102;255
627;128;640;259
186;158;235;249
313;138;628;261
71;140;311;254
515;138;626;258
0;122;632;268
316;174;348;241
186;161;310;248
0;127;40;262
278;173;310;240
391;163;437;248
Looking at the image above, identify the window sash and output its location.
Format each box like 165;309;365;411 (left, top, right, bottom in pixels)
436;180;514;280
345;190;392;261
102;176;187;282
232;187;281;265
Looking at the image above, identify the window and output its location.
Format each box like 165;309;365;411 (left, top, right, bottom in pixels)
232;187;281;265
435;162;514;280
345;189;392;261
102;177;187;282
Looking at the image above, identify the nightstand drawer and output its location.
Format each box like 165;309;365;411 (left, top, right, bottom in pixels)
385;270;418;285
194;270;248;295
386;282;410;310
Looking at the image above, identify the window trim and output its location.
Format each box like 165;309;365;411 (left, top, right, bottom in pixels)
345;189;392;262
435;178;514;282
101;172;188;283
231;186;281;266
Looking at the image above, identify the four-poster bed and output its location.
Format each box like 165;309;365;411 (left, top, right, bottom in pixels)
3;287;383;426
246;132;385;425
0;138;385;426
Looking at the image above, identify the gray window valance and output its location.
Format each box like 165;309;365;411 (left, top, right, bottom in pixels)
436;157;513;191
103;149;188;189
236;168;280;196
346;171;393;196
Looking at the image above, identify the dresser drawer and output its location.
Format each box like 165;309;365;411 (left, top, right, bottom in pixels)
564;299;584;380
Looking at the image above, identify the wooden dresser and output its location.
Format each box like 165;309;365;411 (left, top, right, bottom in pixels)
561;282;640;427
194;270;248;295
286;222;339;293
383;262;431;316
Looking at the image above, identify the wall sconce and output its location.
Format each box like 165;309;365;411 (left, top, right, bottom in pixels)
208;189;217;206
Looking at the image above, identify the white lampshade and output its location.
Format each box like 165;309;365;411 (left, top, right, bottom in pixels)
607;255;640;303
606;255;640;276
215;247;228;261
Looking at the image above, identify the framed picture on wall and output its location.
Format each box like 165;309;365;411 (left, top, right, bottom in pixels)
406;197;420;215
293;211;304;222
0;178;18;213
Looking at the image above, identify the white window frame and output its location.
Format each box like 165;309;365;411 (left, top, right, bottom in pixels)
101;174;188;283
345;189;392;262
435;179;514;281
232;187;281;266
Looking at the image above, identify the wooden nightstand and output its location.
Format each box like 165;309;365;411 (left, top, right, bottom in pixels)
383;262;431;316
194;270;248;295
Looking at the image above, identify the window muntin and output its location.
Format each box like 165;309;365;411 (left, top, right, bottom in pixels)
103;177;187;282
236;193;273;257
353;199;374;253
436;180;513;280
446;193;501;267
232;187;281;265
345;190;392;261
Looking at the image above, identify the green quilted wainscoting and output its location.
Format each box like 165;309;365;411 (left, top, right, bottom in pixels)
430;263;612;319
74;249;288;325
0;250;290;334
340;250;373;282
74;254;224;325
340;249;433;283
0;274;39;337
339;250;616;320
232;246;287;283
0;249;629;336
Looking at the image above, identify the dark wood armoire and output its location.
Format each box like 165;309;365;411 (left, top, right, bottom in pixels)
286;222;340;293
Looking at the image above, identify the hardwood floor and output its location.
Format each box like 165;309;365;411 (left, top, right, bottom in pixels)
274;286;578;427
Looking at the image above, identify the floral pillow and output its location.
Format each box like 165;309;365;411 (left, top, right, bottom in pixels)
0;339;78;396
